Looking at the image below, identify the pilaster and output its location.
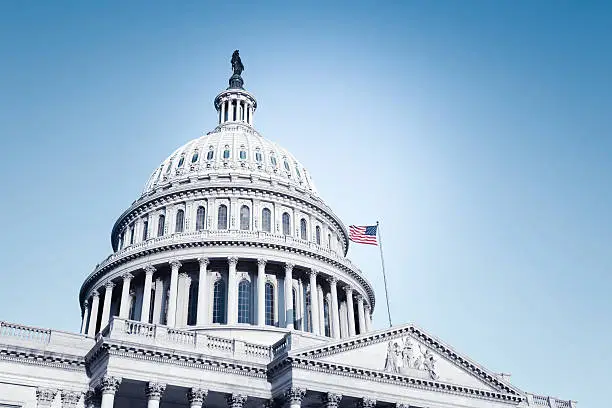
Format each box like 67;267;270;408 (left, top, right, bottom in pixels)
323;393;342;408
197;258;210;326
36;388;58;408
60;391;82;408
284;263;294;328
227;393;247;408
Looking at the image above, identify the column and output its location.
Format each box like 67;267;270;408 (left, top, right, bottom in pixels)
100;376;121;408
323;393;342;408
196;258;209;326
220;100;226;123
308;270;319;335
80;300;90;334
227;100;234;122
181;273;192;326
296;278;303;330
188;388;208;408
167;259;181;327
61;391;84;408
227;257;238;324
356;294;366;334
152;278;163;324
328;277;340;339
141;265;155;323
284;263;294;328
257;258;267;326
317;284;324;335
145;382;166;408
285;388;306;408
119;273;134;319
36;388;58;408
344;285;356;336
364;304;372;332
87;291;100;336
101;281;115;328
227;394;247;408
176;272;187;326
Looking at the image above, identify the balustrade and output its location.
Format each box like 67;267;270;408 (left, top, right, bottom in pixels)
0;321;51;343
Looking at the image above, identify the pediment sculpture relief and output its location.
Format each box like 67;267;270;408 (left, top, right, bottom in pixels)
384;337;438;380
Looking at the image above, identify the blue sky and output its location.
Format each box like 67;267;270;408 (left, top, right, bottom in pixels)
0;1;610;406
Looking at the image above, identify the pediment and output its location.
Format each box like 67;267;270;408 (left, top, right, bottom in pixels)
292;324;522;396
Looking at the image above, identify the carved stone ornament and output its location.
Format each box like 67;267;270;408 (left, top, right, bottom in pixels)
100;376;122;394
323;393;343;408
308;269;318;277
170;259;182;269
285;262;294;271
198;257;210;267
357;398;377;408
227;393;248;408
187;388;208;405
396;404;411;408
285;387;306;404
60;391;82;408
228;256;239;266
91;289;99;299
84;389;101;408
122;272;134;281
104;281;115;290
383;337;439;380
145;382;166;400
36;388;58;405
257;258;267;267
144;264;156;274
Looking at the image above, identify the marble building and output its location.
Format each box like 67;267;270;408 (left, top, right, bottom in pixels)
0;52;575;408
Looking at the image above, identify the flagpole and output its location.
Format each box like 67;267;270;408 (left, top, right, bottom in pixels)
377;221;393;327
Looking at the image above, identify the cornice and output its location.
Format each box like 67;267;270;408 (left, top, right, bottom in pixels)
86;340;268;379
269;356;523;405
0;345;86;372
110;182;349;255
80;237;375;310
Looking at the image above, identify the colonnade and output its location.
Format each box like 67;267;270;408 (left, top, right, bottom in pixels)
82;257;373;339
219;96;255;126
75;378;393;408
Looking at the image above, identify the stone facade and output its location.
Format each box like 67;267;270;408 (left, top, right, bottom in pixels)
0;56;575;408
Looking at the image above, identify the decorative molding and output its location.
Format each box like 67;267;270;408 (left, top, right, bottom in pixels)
187;388;208;405
145;382;166;400
36;388;58;405
227;393;248;408
0;346;85;371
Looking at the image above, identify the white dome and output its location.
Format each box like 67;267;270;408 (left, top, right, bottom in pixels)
142;123;318;197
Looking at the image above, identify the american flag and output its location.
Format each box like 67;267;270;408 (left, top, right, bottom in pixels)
348;225;378;245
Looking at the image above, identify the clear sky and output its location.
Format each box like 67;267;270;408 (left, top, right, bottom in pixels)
0;1;609;406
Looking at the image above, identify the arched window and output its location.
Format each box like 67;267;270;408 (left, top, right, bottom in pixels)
292;288;298;330
324;298;331;337
223;147;230;159
282;212;290;236
191;151;199;163
300;218;307;240
328;233;332;249
196;206;206;231
142;219;149;241
284;160;290;172
218;205;228;230
240;205;250;230
178;156;185;167
265;282;275;326
239;150;247;160
207;150;214;160
262;208;272;232
238;280;251;324
255;150;262;162
129;224;135;244
212;280;226;324
270;155;277;167
157;214;165;237
295;165;301;178
175;209;185;233
315;226;321;245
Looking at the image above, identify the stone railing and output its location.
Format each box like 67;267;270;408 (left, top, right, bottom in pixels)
0;321;51;344
92;230;363;277
526;393;576;408
104;318;273;363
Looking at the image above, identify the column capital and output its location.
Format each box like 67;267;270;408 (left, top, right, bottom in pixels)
227;393;247;408
179;272;190;279
285;388;306;404
169;259;182;269
83;299;89;307
228;256;239;266
100;376;122;395
198;257;210;267
36;388;58;405
343;284;353;293
145;382;166;401
84;389;101;408
356;294;365;303
104;281;115;290
323;393;342;408
285;262;294;272
364;304;371;312
308;268;318;277
121;272;134;281
327;276;338;285
144;264;156;275
60;391;82;408
357;398;377;408
257;258;268;267
187;388;208;405
91;290;99;299
396;404;411;408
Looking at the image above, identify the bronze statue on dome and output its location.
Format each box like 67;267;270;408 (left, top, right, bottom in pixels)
231;50;244;76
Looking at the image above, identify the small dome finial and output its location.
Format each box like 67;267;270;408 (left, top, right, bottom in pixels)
229;50;245;89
